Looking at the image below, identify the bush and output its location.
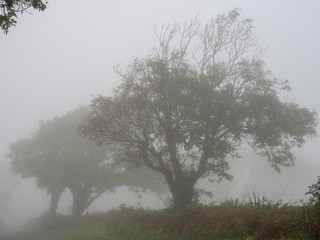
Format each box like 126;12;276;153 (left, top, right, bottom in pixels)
82;197;312;240
26;196;315;240
306;176;320;239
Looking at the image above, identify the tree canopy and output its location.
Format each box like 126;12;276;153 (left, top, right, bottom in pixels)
0;0;47;34
80;10;318;209
8;107;165;220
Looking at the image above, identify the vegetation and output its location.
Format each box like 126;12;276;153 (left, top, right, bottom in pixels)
0;0;47;34
80;9;318;210
22;194;320;240
305;176;320;239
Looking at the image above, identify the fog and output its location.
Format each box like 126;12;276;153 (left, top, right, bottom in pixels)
1;0;320;233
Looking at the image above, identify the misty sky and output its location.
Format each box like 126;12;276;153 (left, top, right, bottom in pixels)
1;0;320;232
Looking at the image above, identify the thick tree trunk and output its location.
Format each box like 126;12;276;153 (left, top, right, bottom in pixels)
70;183;92;222
72;192;88;221
170;176;197;210
48;188;63;218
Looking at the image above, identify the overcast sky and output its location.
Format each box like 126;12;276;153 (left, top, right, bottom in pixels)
1;0;320;232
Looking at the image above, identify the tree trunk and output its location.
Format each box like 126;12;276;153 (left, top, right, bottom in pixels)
70;183;92;222
48;188;63;218
171;176;197;210
72;192;88;222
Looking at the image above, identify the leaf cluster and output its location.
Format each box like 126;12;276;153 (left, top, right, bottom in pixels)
0;0;47;34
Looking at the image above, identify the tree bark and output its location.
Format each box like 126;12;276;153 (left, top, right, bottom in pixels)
170;175;197;210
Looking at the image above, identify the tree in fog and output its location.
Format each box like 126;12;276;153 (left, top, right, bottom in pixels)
8;107;165;220
8;136;65;218
8;108;94;218
0;0;47;34
80;9;318;210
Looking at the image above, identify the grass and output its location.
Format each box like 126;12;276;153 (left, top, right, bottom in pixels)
19;195;319;240
21;226;313;240
23;225;109;240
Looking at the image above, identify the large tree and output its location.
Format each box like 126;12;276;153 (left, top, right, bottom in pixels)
0;0;47;34
80;10;318;210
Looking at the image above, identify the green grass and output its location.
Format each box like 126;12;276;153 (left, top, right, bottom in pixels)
23;225;110;240
21;225;314;240
23;225;173;240
22;226;313;240
20;196;319;240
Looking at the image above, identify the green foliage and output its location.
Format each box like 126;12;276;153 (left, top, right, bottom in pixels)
0;0;47;34
305;176;320;238
306;176;320;205
80;197;311;240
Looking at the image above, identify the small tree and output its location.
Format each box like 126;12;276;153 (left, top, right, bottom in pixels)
80;10;318;210
0;0;47;34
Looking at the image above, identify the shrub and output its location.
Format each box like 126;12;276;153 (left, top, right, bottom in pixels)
28;196;315;240
305;176;320;239
82;197;312;240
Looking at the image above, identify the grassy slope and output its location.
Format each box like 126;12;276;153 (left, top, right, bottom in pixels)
22;198;319;240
